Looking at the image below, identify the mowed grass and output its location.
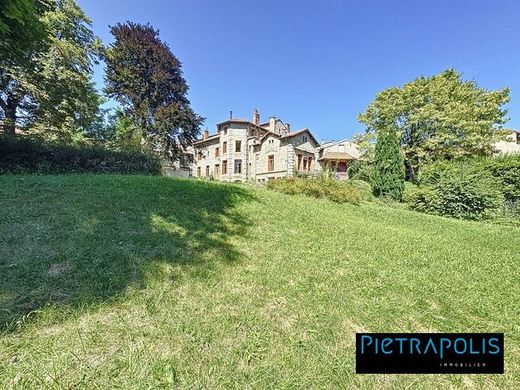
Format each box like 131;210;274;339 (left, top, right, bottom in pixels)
0;175;519;389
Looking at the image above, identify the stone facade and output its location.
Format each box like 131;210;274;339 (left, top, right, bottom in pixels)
193;111;361;182
163;146;195;178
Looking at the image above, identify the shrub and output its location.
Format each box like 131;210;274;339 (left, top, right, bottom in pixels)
348;179;373;201
409;161;503;220
266;177;364;205
347;160;372;182
0;135;162;175
482;155;520;202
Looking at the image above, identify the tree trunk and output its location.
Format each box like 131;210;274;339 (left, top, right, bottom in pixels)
3;97;18;134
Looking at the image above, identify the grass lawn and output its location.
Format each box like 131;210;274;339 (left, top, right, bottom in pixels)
0;175;519;388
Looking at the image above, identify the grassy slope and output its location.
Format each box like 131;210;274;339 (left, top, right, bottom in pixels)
0;175;519;389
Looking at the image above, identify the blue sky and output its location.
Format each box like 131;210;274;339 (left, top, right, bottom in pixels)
78;0;520;142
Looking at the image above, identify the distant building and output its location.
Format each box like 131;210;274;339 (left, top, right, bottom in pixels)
192;110;361;182
163;146;195;178
493;129;520;155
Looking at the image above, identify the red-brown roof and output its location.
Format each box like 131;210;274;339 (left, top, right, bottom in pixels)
318;151;356;161
281;128;319;145
193;134;220;144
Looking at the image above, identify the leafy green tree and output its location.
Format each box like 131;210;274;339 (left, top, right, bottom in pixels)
0;0;48;66
0;0;48;134
359;69;510;179
372;127;405;200
0;0;102;141
27;0;102;141
104;22;204;157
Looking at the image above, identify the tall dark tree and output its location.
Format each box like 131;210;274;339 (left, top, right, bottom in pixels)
372;126;405;201
104;22;204;157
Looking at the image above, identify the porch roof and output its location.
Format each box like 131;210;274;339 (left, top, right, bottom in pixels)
318;151;356;161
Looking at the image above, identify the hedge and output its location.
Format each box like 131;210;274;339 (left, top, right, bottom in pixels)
409;159;505;220
266;177;373;205
0;135;162;175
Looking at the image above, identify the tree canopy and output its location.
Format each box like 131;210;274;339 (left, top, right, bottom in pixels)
0;0;101;141
358;69;510;179
0;0;48;68
104;22;204;158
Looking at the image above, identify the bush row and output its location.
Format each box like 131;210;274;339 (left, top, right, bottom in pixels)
0;135;162;175
406;156;520;220
266;177;373;205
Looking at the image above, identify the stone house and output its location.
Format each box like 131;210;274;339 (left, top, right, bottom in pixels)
163;146;195;178
193;110;361;182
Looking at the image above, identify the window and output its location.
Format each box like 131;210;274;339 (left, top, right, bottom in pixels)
214;164;219;176
215;147;220;157
223;141;227;153
268;155;274;172
234;159;242;174
235;140;241;153
222;160;227;174
302;135;308;142
206;166;210;177
197;167;201;177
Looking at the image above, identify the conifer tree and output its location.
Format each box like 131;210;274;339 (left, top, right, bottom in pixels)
372;127;405;200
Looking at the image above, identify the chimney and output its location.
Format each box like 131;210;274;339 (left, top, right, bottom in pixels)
203;129;209;139
269;116;276;132
286;123;290;133
253;109;260;125
229;110;233;120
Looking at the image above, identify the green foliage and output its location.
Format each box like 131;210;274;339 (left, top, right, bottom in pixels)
0;135;161;175
0;0;102;140
104;22;203;158
266;177;373;205
27;0;103;139
359;69;510;179
409;160;503;220
347;159;372;182
482;154;520;202
0;0;48;67
372;127;405;200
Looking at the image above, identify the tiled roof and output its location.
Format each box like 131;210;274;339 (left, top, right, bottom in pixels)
215;118;250;126
193;134;220;144
282;128;319;145
318;151;356;161
281;128;309;138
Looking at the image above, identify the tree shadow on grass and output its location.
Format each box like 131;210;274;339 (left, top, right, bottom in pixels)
0;175;256;332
